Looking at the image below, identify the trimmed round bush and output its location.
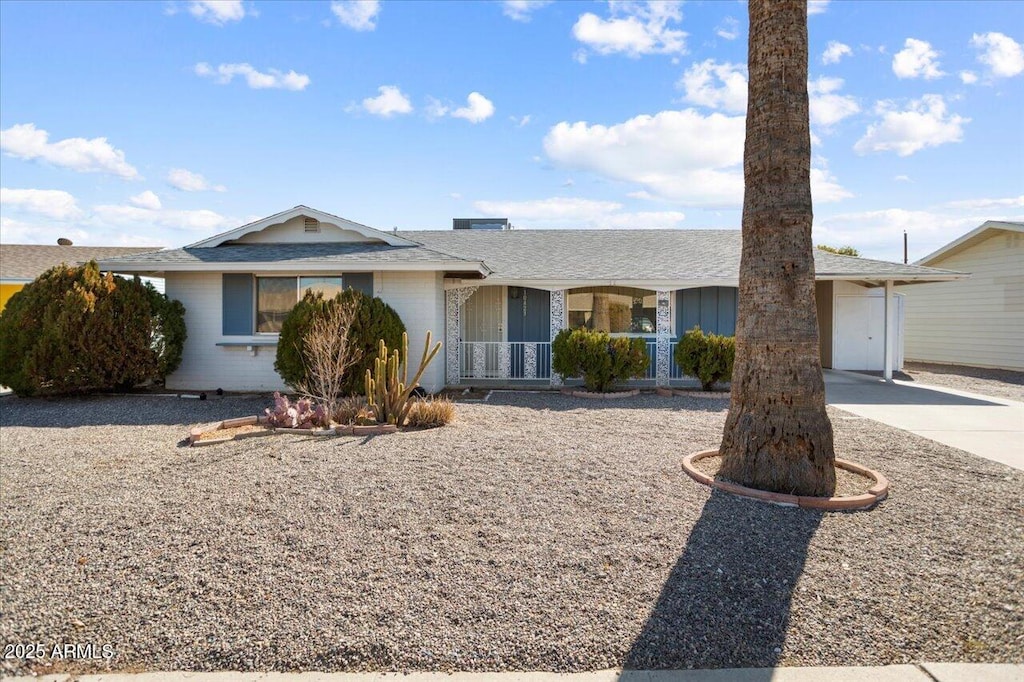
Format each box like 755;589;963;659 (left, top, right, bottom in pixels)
552;327;649;392
0;261;187;396
275;289;406;396
674;325;735;390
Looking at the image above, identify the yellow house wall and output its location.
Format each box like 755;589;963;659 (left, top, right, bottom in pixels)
0;283;26;311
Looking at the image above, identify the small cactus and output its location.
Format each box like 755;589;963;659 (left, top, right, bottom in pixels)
365;331;442;426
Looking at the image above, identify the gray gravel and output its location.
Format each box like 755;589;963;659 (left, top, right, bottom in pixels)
1;391;1022;676
900;362;1024;402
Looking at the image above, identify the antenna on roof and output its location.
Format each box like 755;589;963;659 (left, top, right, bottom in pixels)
903;230;908;264
393;226;397;233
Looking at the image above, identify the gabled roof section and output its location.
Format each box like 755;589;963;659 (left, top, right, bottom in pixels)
915;220;1024;266
0;244;163;281
186;205;419;248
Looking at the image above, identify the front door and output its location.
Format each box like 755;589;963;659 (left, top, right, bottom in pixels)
460;287;504;378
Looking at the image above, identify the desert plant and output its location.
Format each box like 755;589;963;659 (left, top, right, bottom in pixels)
264;391;328;429
331;395;369;425
405;396;455;429
551;327;649;392
816;244;860;257
293;294;361;417
675;325;736;391
276;289;405;396
0;261;187;396
364;331;442;426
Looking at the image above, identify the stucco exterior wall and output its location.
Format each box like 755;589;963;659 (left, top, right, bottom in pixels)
899;230;1024;370
163;269;448;393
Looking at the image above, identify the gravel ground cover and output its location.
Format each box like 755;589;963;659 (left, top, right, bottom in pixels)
900;362;1024;402
1;391;1022;676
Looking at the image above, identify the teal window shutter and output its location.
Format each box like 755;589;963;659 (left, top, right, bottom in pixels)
342;272;373;297
223;274;254;335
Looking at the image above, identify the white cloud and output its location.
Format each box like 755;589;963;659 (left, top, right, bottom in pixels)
544;108;851;208
91;203;235;232
892;38;945;79
425;97;449;120
544;109;744;207
0;216;92;245
187;1;248;25
0;123;139;180
945;195;1024;210
679;59;747;113
822;41;852;65
959;70;979;84
512;114;532;127
449;192;463;200
894;174;911;182
472;196;686;229
854;95;968;157
194;62;310;90
808;0;830;15
360;86;413;118
971;32;1024;78
814;208;1021;261
331;0;380;31
715;16;739;41
810;159;854;203
572;1;687;59
452;92;495;123
502;0;552;22
807;76;860;127
0;188;83;220
128;190;162;210
166;168;226;192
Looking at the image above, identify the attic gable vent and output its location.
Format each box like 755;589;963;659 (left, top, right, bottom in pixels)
304;217;321;233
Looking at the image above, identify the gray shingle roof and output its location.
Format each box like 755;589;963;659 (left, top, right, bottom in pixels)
0;244;163;281
99;242;483;267
91;229;963;284
398;229;962;282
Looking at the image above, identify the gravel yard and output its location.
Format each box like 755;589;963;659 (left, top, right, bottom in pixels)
1;391;1022;675
901;362;1024;402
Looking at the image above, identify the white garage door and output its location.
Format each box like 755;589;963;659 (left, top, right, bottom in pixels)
833;294;904;371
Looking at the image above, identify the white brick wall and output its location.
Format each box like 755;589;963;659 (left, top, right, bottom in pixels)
376;271;447;392
164;270;448;393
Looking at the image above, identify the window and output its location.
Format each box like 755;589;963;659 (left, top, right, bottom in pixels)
567;286;659;335
255;275;343;333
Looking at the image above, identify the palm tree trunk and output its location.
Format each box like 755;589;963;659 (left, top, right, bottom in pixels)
718;0;837;497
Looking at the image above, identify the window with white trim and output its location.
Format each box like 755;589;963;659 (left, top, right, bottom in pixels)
566;286;663;335
255;275;343;333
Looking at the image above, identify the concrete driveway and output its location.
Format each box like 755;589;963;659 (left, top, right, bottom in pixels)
824;370;1024;471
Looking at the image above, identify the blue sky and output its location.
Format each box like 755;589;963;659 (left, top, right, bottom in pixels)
1;0;1021;261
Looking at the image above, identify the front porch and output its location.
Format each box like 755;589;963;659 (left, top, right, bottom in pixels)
444;283;738;388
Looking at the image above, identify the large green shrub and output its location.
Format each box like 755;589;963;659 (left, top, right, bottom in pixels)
0;261;187;396
674;325;735;390
275;288;406;396
552;327;650;392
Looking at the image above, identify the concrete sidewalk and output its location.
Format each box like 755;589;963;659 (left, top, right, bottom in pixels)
824;370;1024;471
9;665;1024;682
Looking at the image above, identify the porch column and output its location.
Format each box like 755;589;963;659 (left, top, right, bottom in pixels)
445;286;477;385
656;290;672;387
549;289;567;386
883;279;894;382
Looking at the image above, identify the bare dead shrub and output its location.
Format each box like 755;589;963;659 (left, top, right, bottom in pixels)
295;296;361;418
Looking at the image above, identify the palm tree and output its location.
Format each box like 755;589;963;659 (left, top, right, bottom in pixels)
718;0;837;496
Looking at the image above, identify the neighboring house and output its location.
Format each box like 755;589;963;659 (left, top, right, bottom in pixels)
0;243;164;312
899;220;1024;371
99;205;965;393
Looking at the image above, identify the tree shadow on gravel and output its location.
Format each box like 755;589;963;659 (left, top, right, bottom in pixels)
621;489;823;674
